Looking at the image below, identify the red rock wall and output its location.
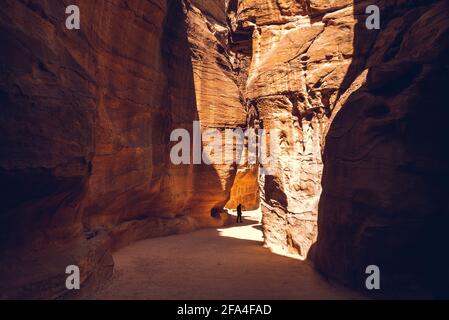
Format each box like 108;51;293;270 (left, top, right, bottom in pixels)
0;0;108;299
235;0;358;257
235;0;449;297
2;0;448;299
226;165;260;210
0;0;251;298
314;0;449;297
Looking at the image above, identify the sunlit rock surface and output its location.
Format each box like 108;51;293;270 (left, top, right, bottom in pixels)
235;0;357;257
1;0;448;299
236;0;449;298
0;0;251;299
314;0;449;297
226;165;260;210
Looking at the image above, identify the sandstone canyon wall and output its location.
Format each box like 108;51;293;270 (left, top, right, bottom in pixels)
0;0;253;299
313;0;449;297
1;0;448;299
232;0;360;257
234;0;448;297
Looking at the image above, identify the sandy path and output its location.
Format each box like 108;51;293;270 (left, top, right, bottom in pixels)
89;210;364;300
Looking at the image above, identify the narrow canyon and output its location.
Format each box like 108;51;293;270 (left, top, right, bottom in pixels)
0;0;448;299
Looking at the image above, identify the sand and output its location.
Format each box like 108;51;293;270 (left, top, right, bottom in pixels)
88;210;365;300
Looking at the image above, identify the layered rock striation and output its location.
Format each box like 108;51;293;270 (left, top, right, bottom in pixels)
0;0;254;299
233;0;359;257
235;0;449;296
1;0;448;299
314;0;449;297
229;0;449;295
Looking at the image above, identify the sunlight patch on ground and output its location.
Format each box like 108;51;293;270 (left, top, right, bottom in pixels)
221;208;304;261
217;223;264;242
218;209;263;242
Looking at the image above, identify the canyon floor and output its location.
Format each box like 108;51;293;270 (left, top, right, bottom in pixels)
88;210;365;300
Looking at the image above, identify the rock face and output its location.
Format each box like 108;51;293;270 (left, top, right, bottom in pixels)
81;0;248;250
225;165;260;210
1;0;448;299
233;0;357;257
313;0;449;297
0;0;251;298
236;0;449;297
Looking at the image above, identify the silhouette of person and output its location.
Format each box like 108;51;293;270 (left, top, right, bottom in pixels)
236;204;243;223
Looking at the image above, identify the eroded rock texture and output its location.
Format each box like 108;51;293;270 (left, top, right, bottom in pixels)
226;165;260;210
0;0;251;299
314;0;449;297
233;0;358;257
1;0;448;300
236;0;449;297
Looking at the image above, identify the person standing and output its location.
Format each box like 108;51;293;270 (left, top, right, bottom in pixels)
236;204;243;223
